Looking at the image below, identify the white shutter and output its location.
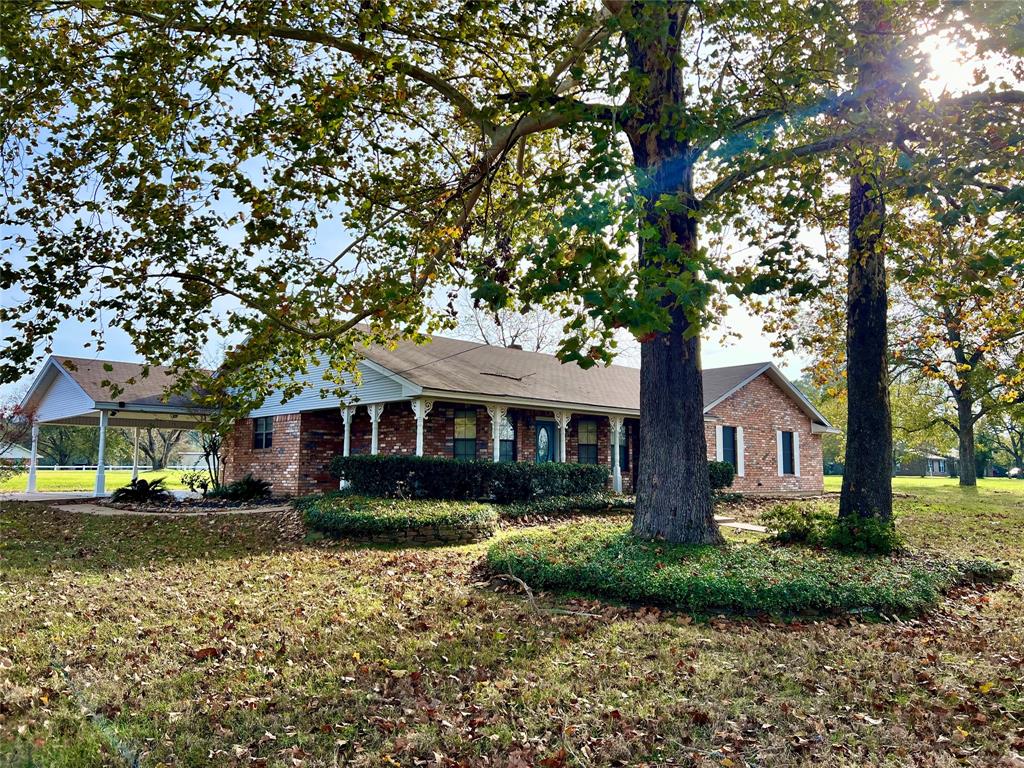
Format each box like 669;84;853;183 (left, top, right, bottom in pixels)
793;431;801;477
776;431;784;476
715;425;724;462
737;426;745;477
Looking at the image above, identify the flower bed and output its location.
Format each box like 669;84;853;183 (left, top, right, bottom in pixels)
297;493;498;545
486;520;1011;616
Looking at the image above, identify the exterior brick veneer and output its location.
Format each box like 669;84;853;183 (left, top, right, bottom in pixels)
222;372;823;497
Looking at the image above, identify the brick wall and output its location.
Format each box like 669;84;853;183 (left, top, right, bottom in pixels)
222;413;303;496
705;373;824;495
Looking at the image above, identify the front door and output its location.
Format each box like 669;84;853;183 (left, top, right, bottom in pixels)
535;420;556;463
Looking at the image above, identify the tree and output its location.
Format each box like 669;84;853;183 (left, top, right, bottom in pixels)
0;402;33;483
455;295;564;354
129;428;188;470
992;406;1024;471
2;1;1020;541
37;425;129;466
890;218;1024;486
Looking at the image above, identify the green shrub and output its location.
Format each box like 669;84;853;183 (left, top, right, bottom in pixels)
499;492;635;519
761;502;903;554
110;477;172;504
329;454;609;501
207;473;273;502
486;521;1007;616
708;460;735;491
298;493;497;539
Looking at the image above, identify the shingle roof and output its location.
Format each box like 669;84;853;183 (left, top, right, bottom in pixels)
54;356;198;409
361;334;770;413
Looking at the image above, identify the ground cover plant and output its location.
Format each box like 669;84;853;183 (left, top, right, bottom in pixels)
486;521;1003;616
2;476;1023;766
298;493;497;541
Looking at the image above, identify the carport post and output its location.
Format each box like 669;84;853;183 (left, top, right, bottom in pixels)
94;410;108;496
131;427;140;481
26;423;39;492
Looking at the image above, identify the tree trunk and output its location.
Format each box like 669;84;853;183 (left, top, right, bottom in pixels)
840;0;893;522
956;396;978;486
624;2;721;544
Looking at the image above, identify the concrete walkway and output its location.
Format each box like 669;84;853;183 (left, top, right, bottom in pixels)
50;502;291;517
714;515;768;533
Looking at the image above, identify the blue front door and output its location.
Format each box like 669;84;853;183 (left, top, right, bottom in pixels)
535;421;556;463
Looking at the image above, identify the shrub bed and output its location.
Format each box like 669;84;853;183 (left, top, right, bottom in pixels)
499;493;635;520
330;454;609;501
298;493;498;545
486;521;1011;615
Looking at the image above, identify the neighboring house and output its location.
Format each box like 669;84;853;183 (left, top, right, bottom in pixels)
20;334;838;497
894;449;956;477
0;443;32;465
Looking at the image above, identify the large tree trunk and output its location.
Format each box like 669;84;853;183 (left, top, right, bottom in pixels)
840;0;893;522
624;2;721;544
956;396;978;486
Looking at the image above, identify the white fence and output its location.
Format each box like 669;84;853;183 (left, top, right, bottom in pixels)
34;465;201;471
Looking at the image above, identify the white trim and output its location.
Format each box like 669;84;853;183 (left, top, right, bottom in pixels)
776;431;784;477
131;427;140;481
360;358;424;397
736;426;745;477
610;415;624;494
794;431;801;477
552;410;571;463
367;403;385;455
411;399;434;457
715;424;724;462
702;362;836;433
486;404;507;463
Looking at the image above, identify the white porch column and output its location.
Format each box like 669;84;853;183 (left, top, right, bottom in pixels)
26;423;39;493
131;427;141;481
552;410;571;463
341;405;355;457
411;399;434;457
486;404;507;462
94;410;108;496
610;416;623;494
367;403;385;455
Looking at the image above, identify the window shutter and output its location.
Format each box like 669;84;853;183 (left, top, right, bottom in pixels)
715;425;724;462
794;432;801;477
737;426;745;477
776;431;784;476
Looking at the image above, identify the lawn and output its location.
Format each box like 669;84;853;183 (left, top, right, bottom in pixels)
1;482;1023;766
0;469;190;493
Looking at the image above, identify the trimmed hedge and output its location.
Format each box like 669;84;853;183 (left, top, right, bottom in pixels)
329;454;609;502
486;521;1009;615
297;493;497;543
499;493;635;520
708;460;735;491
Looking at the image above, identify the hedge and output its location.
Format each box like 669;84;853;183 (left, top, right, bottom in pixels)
329;454;609;502
486;521;1010;615
297;493;497;543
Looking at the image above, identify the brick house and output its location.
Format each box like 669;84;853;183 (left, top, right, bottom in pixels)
219;333;838;497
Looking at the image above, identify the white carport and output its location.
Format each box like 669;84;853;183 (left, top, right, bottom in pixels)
20;356;211;496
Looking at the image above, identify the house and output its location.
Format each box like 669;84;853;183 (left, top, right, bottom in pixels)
20;334;838;497
220;333;837;497
894;448;956;477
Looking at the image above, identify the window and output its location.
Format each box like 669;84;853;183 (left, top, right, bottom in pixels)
578;419;598;464
780;430;795;475
499;414;516;462
453;408;477;460
253;416;273;450
721;426;738;471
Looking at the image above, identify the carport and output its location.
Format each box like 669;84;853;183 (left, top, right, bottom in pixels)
20;356;211;496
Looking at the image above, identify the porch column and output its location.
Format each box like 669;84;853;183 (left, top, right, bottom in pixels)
26;423;39;493
367;403;385;455
340;405;355;457
131;427;141;481
552;410;571;463
486;404;507;462
610;415;623;494
410;399;433;456
94;410;108;496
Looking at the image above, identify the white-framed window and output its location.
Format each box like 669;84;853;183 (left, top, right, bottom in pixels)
454;408;477;460
715;424;744;476
777;430;800;476
577;420;598;464
499;414;516;462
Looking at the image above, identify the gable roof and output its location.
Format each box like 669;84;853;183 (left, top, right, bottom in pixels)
49;356;199;409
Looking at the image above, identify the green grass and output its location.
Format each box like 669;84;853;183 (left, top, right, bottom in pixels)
1;480;1023;766
0;469;189;493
